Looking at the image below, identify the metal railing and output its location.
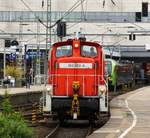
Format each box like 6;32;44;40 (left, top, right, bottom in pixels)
34;74;47;85
49;74;107;96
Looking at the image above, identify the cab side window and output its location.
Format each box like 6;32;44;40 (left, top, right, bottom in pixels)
56;45;72;57
81;45;97;57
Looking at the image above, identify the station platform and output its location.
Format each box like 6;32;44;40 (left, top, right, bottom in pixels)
0;85;46;95
88;86;150;138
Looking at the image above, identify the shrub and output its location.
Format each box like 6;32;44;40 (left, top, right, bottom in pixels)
0;91;33;138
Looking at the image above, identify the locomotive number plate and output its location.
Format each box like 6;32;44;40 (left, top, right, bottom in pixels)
59;63;92;69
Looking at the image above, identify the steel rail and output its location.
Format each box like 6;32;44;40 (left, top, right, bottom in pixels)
45;124;60;138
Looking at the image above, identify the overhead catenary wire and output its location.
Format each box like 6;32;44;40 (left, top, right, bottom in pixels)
60;0;86;20
20;0;48;28
19;0;146;36
100;0;145;30
53;0;87;29
20;0;87;29
20;0;38;18
111;0;116;5
103;0;116;8
67;22;82;30
67;0;88;30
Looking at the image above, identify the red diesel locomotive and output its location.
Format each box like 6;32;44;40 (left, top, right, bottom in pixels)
43;37;108;122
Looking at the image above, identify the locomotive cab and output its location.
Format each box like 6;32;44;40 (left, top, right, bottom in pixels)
44;38;108;121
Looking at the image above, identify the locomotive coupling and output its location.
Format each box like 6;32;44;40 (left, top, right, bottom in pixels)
71;81;80;119
72;81;80;93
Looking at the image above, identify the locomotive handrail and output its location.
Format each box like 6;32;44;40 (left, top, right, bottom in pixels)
49;74;108;77
49;74;108;96
67;75;69;96
83;75;85;96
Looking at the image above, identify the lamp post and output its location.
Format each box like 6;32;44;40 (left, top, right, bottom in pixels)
3;45;6;79
18;22;29;82
26;29;38;84
36;21;41;84
44;0;51;85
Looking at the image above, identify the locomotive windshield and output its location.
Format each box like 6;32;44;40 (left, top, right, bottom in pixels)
81;45;97;57
56;45;72;57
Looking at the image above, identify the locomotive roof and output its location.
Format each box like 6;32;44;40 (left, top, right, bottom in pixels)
52;39;102;48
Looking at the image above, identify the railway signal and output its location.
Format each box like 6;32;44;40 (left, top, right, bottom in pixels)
129;33;136;41
4;39;19;47
57;21;66;38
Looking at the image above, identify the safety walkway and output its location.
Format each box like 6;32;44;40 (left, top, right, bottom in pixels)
88;86;150;138
0;85;46;95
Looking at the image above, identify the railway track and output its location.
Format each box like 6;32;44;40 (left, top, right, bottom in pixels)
86;125;94;137
15;103;105;138
45;123;60;138
0;103;41;114
43;120;102;138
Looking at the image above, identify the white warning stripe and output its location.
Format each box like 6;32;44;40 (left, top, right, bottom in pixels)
118;99;137;138
132;131;150;134
110;116;123;119
94;129;120;134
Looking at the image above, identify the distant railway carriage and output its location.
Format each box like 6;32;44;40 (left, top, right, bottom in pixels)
143;63;150;83
105;59;117;89
43;37;109;123
105;59;134;91
133;63;143;83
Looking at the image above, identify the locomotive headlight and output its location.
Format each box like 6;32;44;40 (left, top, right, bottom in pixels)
75;43;79;48
46;85;53;95
98;85;106;95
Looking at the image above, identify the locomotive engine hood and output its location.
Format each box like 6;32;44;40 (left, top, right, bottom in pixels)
54;57;98;96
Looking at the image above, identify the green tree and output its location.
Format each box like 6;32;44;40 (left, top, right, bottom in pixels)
5;65;22;80
5;65;23;87
0;91;33;138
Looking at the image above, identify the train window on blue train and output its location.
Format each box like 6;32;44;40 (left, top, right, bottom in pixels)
81;45;97;57
56;45;72;57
